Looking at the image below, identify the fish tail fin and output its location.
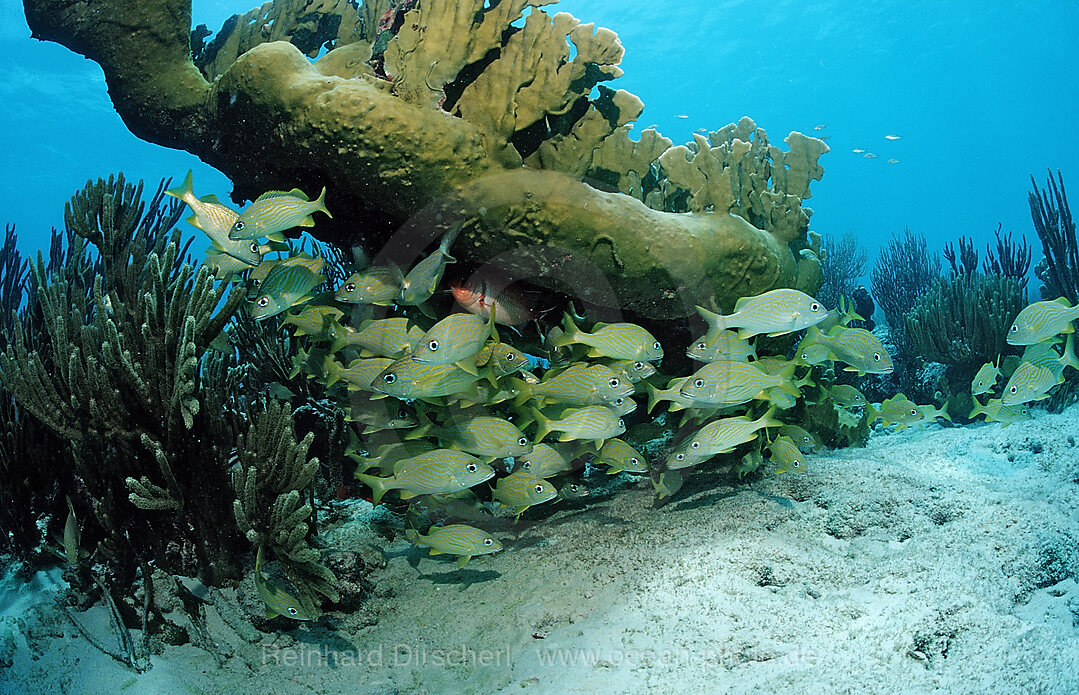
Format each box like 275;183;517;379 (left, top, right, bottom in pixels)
314;187;332;219
530;408;552;443
550;312;581;347
940;400;953;421
404;528;419;543
866;402;880;423
802;324;824;346
438;224;460;262
404;408;433;440
645;383;665;414
510;378;533;407
757;405;783;429
776;363;801;398
322;355;342;387
355;473;392;504
165;169;194;203
1063;333;1079;371
695;305;726;340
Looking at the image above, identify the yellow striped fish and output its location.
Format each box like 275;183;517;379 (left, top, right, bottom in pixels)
551;314;664;362
867;394;924;430
372;358;481;399
665;407;780;467
557;481;590;501
323;356;395;391
696;289;828;340
346;395;416;431
916;402;951;424
512;443;571;478
355;449;494;503
645;377;697;413
607;395;638;416
251;263;324;320
511;363;634;407
491;471;558;519
686;329;757;363
736;446;764;479
652;469;683;500
971;359;1002;396
254;546;316;620
968;397;1030;426
474;342;529;379
205;246;257;276
794;339;832;366
776;424;821;452
230;187;331;240
596;438;649;474
408;414;531;459
166;171;266;262
1001;335;1077;405
411;312;496;374
768;435;807;474
530;405;625;443
339;317;425;358
828;384;867;409
1006;297;1079;345
281;304;344;338
679;360;799;405
604;360;657;383
334;266;401;305
798;325;893;375
248;253;326;291
405;524;502;568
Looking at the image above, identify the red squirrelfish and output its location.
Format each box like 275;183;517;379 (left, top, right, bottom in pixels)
451;278;534;326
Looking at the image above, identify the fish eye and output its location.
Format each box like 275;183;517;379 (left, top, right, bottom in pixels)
696;343;706;350
617;419;624;427
383;373;397;383
256;296;270;307
910;408;917;415
803;436;811;443
428;340;439;351
609;378;620;388
398;409;408;418
613;398;624;406
630;457;639;464
250;241;259;253
534;484;544;493
691;441;700;449
466;463;478;473
344;283;355;292
635;362;644;369
287;607;298;616
483;538;493;546
517;437;528;446
694;379;704;388
504;353;516;361
800;352;809;360
873;352;881;361
676;453;685;461
1009;386;1017;393
569;484;580;492
810;302;820;311
1022;409;1029;415
793;460;801;467
652;342;661;350
234;220;245;230
1010;324;1018;332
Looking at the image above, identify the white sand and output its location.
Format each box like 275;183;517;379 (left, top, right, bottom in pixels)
3;406;1078;695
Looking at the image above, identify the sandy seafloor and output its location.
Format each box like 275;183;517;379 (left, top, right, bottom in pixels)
2;405;1078;695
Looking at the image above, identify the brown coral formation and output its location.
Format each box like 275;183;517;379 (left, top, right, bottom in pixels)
24;0;827;317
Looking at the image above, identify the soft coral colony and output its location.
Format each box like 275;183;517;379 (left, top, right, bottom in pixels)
1;0;1076;661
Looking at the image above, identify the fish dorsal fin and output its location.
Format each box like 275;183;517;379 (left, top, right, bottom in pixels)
1053;296;1072;306
733;296;752;312
255;188;309;202
199;194;224;205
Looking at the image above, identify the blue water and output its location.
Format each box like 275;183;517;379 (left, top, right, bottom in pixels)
2;0;1077;266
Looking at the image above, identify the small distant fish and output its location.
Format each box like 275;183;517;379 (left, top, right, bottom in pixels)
355;449;495;503
1001;335;1077;405
166;170;263;262
863;152;879;159
607;395;638;416
556;481;590;501
968;397;1030;426
473;342;529;380
251;263;324;320
794;340;832;367
887;159;901;164
652;470;683;500
405;524;502;568
884;134;902;140
736;446;764;479
605;360;657;384
396;225;460;308
819;136;831;141
530;405;624;444
776;424;821;453
335;266;401;305
255;546;315;620
813;124;828;130
324;356;396;391
694;127;707;133
768;435;807;475
346;395;416;431
451;277;535;326
1006;298;1079;345
230;187;331;240
867;394;924;431
491;471;558;519
411;312;495;374
828;384;867;409
971;359;1001;396
281;304;344;339
697;289;828;340
686;329;756;363
852;148;867;154
675;114;689;119
596;438;649;474
408;414;531;460
513;443;571;479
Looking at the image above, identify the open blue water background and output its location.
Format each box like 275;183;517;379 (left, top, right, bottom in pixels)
1;1;1076;279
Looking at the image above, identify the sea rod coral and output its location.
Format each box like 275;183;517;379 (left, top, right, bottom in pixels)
23;0;827;318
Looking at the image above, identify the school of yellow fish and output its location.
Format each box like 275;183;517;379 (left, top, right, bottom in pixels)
170;174;1079;609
